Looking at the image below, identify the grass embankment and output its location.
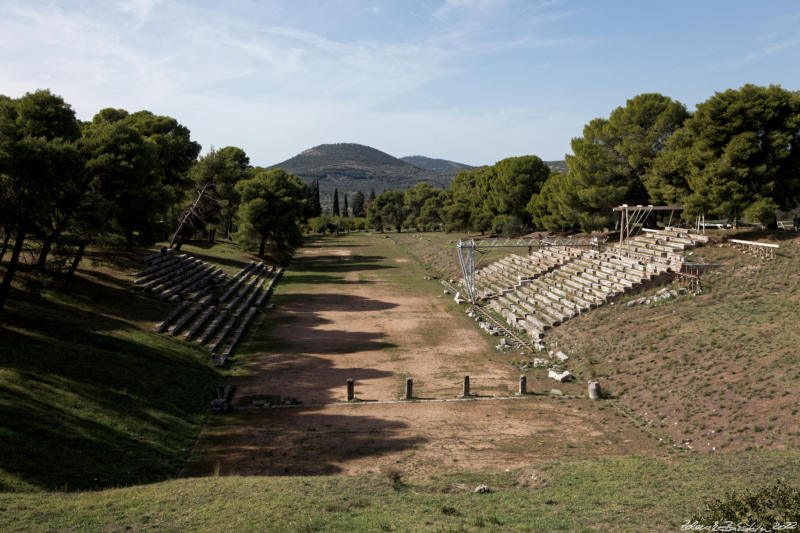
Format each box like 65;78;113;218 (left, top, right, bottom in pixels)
2;450;799;531
0;240;251;492
547;229;800;452
387;231;510;280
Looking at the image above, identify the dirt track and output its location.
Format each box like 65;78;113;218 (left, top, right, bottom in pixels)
186;234;659;478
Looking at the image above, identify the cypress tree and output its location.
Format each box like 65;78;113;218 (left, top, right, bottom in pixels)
311;180;321;217
343;194;349;217
333;188;340;217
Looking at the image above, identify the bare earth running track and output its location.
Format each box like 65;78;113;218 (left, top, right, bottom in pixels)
185;234;660;478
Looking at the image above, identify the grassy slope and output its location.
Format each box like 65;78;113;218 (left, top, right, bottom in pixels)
3;451;800;532
548;229;800;452
0;241;252;492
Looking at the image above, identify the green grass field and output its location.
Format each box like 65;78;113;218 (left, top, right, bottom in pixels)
2;450;799;532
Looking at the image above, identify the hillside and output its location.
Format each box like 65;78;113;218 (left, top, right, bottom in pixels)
270;143;454;198
545;160;568;173
400;155;475;173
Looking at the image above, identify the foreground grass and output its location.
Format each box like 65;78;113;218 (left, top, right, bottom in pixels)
0;245;227;492
2;450;799;532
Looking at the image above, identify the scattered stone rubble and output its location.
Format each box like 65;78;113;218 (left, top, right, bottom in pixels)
626;286;686;307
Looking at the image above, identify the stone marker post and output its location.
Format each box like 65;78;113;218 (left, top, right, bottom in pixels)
405;378;413;399
346;378;354;401
518;375;527;395
588;381;601;400
462;375;471;397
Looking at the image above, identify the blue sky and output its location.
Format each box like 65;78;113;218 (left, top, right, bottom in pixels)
1;0;798;166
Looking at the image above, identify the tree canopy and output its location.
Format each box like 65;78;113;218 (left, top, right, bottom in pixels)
235;168;307;258
660;84;800;224
564;93;689;231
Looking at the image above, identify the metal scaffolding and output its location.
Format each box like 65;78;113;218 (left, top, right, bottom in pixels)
613;204;683;247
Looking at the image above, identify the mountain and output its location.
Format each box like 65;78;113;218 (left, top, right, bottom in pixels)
270;143;454;198
545;160;568;174
400;155;475;173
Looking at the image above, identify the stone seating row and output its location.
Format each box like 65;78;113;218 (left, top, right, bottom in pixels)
484;242;682;339
138;256;200;291
475;247;579;298
160;264;221;301
169;295;214;336
140;248;174;266
222;261;259;289
222;264;271;312
254;268;283;308
142;259;205;294
229;270;271;316
219;262;265;303
221;307;259;357
208;314;238;353
135;253;185;281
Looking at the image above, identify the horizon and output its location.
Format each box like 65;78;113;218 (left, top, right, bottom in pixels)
1;1;799;167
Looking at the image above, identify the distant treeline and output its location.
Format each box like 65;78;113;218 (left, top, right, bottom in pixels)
366;85;800;234
3;84;799;308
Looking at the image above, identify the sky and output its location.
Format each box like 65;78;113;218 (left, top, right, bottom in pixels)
1;1;799;167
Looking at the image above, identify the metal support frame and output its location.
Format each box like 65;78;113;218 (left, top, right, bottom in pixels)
613;204;684;248
456;235;605;303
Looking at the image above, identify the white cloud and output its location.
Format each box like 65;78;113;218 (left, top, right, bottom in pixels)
707;37;800;71
0;0;582;164
118;0;160;20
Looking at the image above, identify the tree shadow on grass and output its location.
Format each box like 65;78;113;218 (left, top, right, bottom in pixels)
280;274;376;285
290;254;394;273
277;293;397;313
184;407;426;477
0;275;222;492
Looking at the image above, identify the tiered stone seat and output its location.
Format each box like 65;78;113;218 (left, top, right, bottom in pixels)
474;247;578;299
170;295;214;336
222;307;259;357
138;256;197;292
140;251;286;361
145;258;204;295
185;305;217;341
219;261;261;303
134;255;182;283
208;315;238;353
254;267;283;308
155;301;191;333
160;263;218;301
197;309;228;345
479;228;708;340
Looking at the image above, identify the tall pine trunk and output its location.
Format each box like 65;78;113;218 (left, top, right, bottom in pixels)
37;229;62;269
62;241;86;290
0;228;10;263
259;232;267;257
0;224;27;311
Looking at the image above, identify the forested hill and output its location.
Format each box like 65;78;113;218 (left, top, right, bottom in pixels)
270;143;456;196
545;160;568;174
400;155;474;173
